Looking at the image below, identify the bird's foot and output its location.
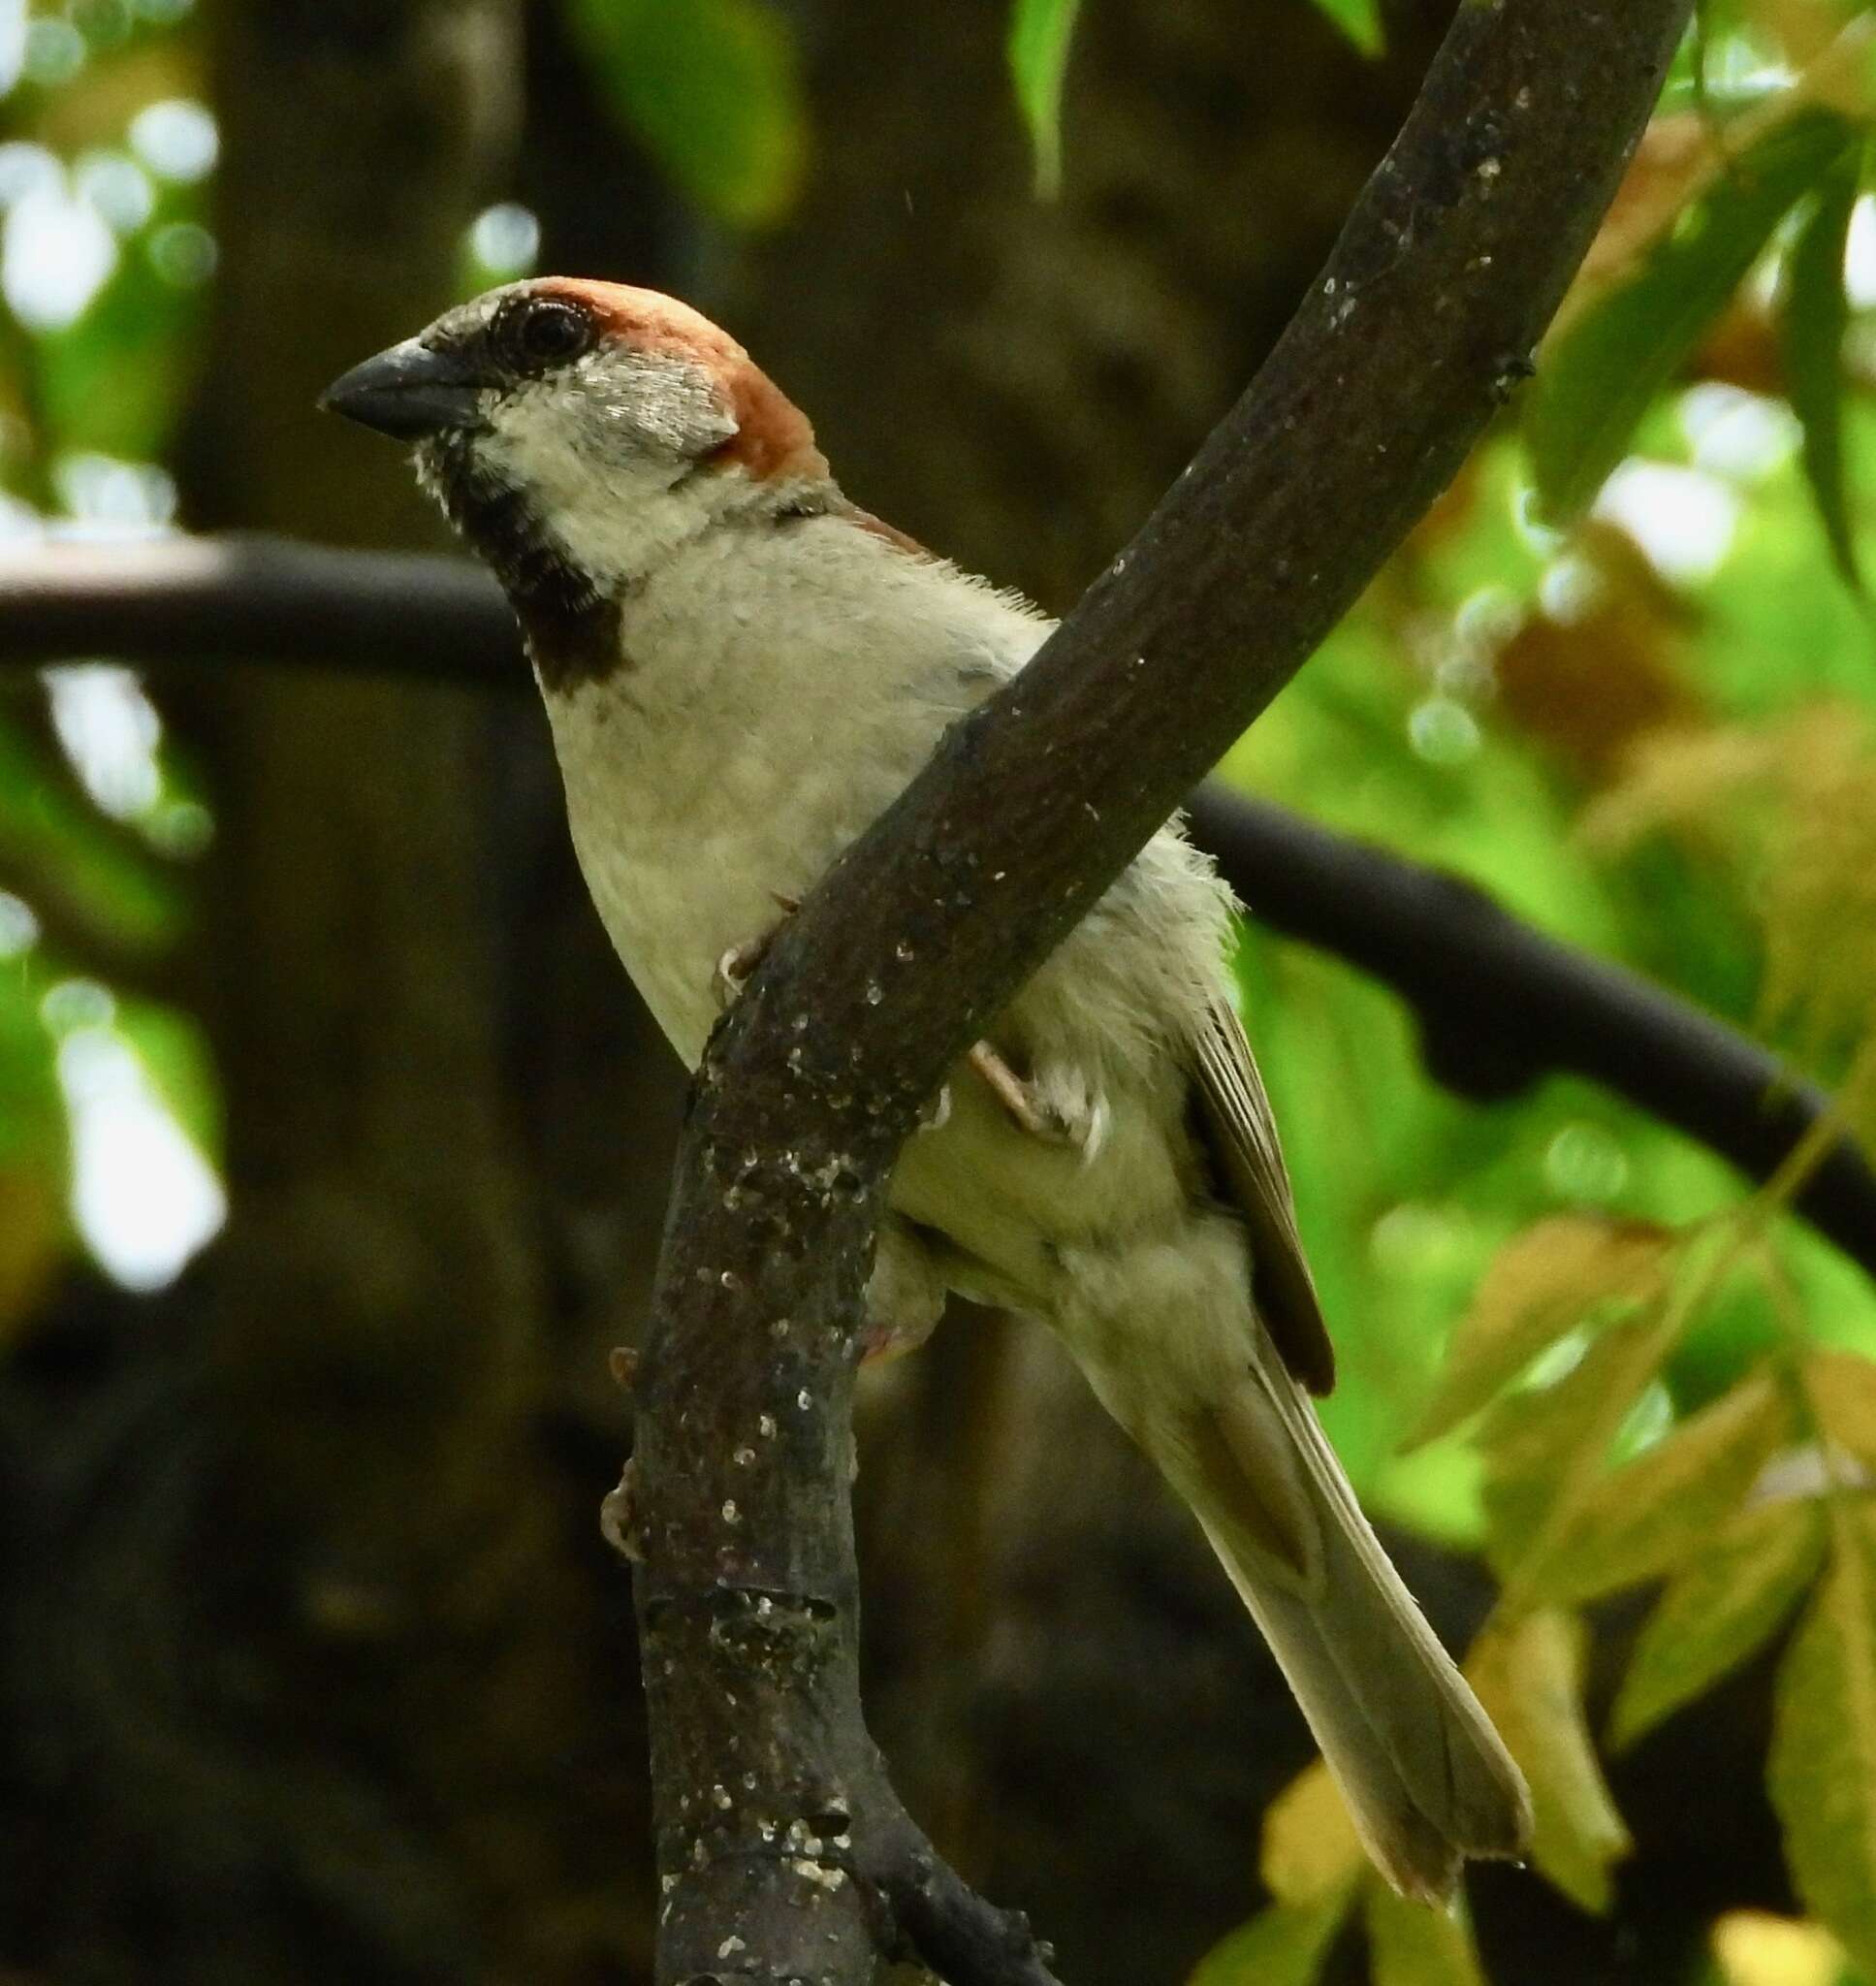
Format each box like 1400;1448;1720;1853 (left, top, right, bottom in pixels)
857;1315;939;1362
713;891;803;1009
713;938;765;1010
862;1219;947;1363
969;1042;1106;1159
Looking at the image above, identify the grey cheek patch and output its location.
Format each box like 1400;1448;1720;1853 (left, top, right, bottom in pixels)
572;350;738;459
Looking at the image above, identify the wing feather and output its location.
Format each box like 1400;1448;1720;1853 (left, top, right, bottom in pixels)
1189;999;1336;1395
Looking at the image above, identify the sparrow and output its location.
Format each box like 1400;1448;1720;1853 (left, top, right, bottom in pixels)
323;277;1531;1901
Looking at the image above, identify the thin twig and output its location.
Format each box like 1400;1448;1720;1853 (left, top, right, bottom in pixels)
0;535;515;687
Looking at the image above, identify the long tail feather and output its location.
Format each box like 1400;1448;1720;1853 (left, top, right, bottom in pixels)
1151;1363;1531;1903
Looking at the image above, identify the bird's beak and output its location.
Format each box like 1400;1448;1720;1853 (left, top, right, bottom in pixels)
319;336;487;440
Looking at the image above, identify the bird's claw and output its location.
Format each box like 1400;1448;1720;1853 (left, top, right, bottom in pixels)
714;938;765;1010
712;892;805;1010
969;1041;1071;1142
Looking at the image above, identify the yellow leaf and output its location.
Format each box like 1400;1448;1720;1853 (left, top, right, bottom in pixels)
1785;13;1876;121
1187;1898;1351;1986
1478;1317;1674;1574
1563;117;1724;321
1756;711;1876;1048
1742;0;1850;66
1612;1496;1827;1750
1712;1908;1848;1986
1520;1370;1792;1606
1366;1882;1487;1986
1260;1759;1365;1908
1469;1610;1632;1912
1578;724;1783;855
1806;1351;1876;1474
1415;1217;1671;1444
1586;709;1876;1064
1769;1502;1876;1976
1556;21;1876;338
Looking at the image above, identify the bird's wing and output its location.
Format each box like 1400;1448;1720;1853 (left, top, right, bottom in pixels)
1188;997;1336;1395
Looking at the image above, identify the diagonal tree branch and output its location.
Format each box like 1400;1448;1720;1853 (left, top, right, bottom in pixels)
626;4;1693;1981
5;534;1871;1281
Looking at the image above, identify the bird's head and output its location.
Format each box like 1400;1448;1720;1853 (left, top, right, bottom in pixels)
321;278;830;600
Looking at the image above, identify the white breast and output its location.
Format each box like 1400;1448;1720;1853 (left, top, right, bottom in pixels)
539;513;1046;1066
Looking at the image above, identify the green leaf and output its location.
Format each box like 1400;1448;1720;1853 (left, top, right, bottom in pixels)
1526;106;1858;523
1518;1367;1790;1606
0;957;62;1165
0;715;184;962
1365;1882;1486;1986
114;999;222;1165
1261;1760;1366;1907
1469;1609;1632;1913
1187;1899;1350;1986
38;215;205;460
1007;0;1080;196
561;0;807;227
1770;1503;1876;1977
1611;1495;1826;1749
1414;1215;1670;1444
1780;146;1864;596
1309;0;1383;58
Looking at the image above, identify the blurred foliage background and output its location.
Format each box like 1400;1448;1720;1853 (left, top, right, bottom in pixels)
2;0;1876;1981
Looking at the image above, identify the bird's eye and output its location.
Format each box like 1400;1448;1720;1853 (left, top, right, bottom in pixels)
498;297;593;371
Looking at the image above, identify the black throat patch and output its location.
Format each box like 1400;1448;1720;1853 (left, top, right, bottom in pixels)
419;432;625;694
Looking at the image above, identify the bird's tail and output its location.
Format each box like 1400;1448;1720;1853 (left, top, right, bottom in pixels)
1142;1357;1532;1903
